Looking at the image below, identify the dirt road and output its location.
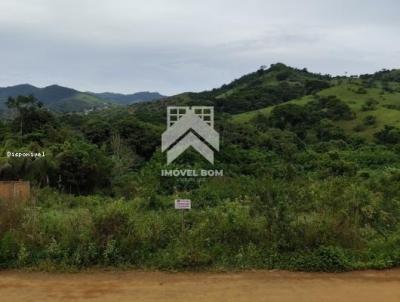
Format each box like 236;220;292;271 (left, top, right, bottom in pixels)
1;269;400;302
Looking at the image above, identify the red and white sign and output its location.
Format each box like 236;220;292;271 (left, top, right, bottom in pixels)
175;199;191;210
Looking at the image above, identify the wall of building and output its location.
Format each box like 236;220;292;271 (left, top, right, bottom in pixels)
0;181;30;202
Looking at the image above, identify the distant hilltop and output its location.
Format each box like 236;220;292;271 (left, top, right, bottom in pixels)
0;84;166;113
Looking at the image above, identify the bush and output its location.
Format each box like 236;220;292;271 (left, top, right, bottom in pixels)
291;246;351;272
363;115;377;126
375;125;400;145
362;99;378;111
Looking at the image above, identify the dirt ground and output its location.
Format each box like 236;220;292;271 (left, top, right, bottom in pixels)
1;269;400;302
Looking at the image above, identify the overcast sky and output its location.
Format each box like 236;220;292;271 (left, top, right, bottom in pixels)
0;0;399;95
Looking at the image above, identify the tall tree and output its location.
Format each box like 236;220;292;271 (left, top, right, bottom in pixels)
6;95;42;141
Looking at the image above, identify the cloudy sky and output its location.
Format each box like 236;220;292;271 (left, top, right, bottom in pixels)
0;0;399;95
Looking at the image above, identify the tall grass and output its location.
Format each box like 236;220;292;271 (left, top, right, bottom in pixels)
1;176;400;271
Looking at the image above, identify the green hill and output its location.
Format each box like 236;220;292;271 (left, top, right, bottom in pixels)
0;84;166;114
234;72;400;140
192;63;333;113
90;91;166;105
127;63;400;141
0;84;112;113
128;63;334;124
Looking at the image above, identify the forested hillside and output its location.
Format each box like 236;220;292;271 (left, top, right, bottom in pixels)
1;64;400;271
0;84;166;114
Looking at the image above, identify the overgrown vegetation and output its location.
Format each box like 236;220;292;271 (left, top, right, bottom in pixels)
2;64;400;271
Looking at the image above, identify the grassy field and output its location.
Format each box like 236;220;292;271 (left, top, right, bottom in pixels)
234;80;400;140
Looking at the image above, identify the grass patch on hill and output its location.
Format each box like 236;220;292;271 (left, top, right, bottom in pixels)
234;80;400;140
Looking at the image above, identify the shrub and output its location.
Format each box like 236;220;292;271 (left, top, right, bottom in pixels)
363;115;377;126
361;99;378;111
291;246;351;272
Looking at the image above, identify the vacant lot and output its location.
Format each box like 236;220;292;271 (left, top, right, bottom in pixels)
0;269;400;302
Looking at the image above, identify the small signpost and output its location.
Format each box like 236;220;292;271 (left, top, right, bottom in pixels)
175;199;191;233
175;199;191;210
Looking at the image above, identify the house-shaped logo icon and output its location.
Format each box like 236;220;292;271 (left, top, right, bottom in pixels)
161;106;219;164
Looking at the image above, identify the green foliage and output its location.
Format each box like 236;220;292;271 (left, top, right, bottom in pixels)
291;246;350;272
363;115;377;126
375;125;400;145
267;96;353;140
56;139;113;194
1;174;400;271
361;98;378;111
2;65;400;272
